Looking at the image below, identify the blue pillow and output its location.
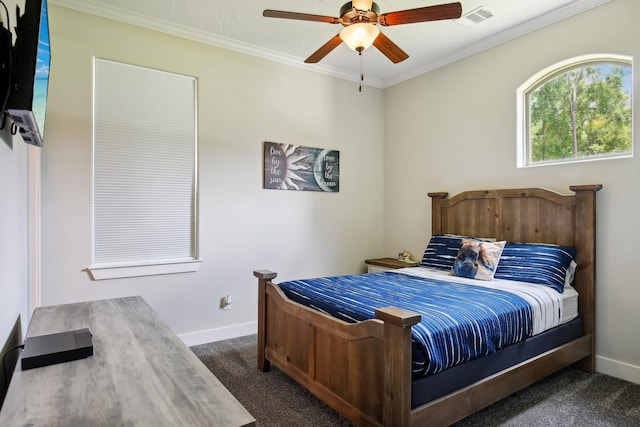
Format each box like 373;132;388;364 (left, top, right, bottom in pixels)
420;234;492;271
494;243;577;293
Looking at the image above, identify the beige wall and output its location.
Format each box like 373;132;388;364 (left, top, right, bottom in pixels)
384;0;639;383
41;5;384;343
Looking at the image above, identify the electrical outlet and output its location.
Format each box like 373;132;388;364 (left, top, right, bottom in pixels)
220;295;232;310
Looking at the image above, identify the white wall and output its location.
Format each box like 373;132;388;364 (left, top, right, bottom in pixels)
0;0;29;355
384;0;639;384
40;5;385;344
0;130;29;349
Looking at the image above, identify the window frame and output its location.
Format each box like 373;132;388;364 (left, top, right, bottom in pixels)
88;58;200;280
516;53;633;168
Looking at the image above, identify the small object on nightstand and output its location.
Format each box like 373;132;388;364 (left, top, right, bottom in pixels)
365;257;419;273
398;250;416;263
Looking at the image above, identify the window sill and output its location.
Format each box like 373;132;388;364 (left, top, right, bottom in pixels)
87;260;202;280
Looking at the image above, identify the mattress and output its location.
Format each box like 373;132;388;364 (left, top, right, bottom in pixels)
395;267;579;325
277;267;578;378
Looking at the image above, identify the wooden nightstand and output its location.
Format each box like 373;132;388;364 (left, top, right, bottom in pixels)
365;258;419;273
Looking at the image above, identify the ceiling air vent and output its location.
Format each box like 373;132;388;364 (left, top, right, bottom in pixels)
460;6;493;27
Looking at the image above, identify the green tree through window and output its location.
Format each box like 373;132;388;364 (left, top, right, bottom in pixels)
517;55;632;167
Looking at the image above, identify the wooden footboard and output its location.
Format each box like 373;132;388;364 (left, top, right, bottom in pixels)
254;270;420;427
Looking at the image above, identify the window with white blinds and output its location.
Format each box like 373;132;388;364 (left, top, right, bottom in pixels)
89;59;199;280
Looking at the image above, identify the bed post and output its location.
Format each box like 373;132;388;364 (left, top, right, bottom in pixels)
428;192;448;235
375;306;421;427
569;184;601;373
253;270;277;372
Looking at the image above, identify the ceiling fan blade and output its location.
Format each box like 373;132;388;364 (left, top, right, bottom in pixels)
263;9;339;24
378;2;462;26
304;34;343;63
373;32;409;64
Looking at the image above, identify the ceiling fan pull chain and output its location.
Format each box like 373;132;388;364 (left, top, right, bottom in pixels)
359;50;364;92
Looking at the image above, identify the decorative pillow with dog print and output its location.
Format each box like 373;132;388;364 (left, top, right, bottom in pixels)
452;239;506;281
420;234;495;271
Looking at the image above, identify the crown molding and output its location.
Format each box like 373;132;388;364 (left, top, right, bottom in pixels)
384;0;611;87
48;0;384;88
50;0;610;89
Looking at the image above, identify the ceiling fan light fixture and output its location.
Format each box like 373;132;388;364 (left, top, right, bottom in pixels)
352;0;373;11
340;23;380;52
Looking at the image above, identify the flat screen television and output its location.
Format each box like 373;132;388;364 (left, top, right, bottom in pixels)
6;0;50;147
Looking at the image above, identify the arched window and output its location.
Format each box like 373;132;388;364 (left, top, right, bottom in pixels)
517;54;632;167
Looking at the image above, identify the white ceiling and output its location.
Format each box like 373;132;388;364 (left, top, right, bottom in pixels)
51;0;610;88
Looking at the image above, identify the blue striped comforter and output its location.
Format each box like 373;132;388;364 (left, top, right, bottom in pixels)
278;269;563;377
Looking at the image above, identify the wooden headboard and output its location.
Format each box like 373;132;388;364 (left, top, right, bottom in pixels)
428;185;601;372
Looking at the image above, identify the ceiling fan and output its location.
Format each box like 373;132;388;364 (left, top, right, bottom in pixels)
263;1;463;64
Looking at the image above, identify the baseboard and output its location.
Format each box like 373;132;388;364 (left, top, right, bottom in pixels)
179;321;257;347
1;316;23;408
596;355;640;385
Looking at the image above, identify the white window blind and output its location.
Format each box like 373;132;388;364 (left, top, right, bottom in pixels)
91;59;198;277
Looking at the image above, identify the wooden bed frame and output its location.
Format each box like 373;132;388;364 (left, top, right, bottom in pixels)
254;185;601;427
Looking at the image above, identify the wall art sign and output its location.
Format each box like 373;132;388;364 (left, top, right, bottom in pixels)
263;142;340;192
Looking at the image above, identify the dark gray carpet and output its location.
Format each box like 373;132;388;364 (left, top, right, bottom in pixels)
191;335;640;426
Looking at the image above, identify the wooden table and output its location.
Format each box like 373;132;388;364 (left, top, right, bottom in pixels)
365;257;419;272
0;296;255;427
